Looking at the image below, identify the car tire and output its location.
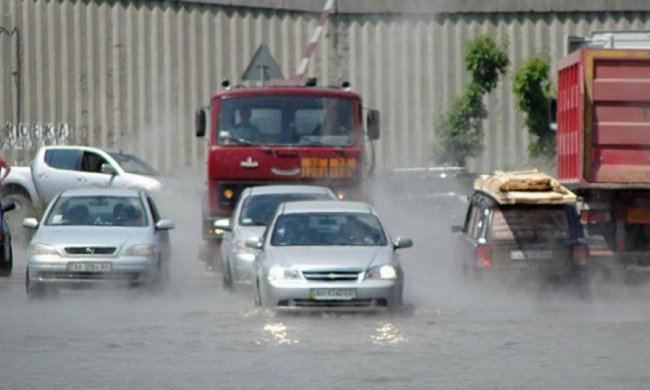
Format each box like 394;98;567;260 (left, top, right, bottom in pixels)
0;246;12;277
25;269;45;299
150;258;169;292
222;261;234;291
253;278;263;307
573;270;592;300
388;287;404;311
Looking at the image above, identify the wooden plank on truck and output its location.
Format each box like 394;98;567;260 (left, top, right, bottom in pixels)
474;170;577;205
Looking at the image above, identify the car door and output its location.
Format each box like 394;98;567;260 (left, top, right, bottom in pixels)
221;191;248;269
76;150;121;189
33;148;83;201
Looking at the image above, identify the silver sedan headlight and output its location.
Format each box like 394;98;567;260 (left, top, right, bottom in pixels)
267;265;301;281
366;264;398;280
30;244;60;256
123;244;154;257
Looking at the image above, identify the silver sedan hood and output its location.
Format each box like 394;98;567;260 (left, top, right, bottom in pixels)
34;226;151;248
266;246;393;270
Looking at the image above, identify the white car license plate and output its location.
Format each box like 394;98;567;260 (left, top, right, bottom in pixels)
510;250;553;260
309;288;357;300
67;262;112;272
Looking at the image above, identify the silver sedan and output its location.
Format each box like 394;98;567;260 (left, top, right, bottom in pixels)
215;184;336;289
249;200;412;311
23;188;174;297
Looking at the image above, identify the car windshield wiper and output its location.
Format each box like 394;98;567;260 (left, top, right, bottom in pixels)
232;138;257;146
243;221;267;227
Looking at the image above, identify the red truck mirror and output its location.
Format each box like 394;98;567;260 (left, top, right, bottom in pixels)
367;109;380;141
195;108;207;138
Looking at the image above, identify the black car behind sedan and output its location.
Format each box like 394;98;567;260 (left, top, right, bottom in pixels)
0;201;16;276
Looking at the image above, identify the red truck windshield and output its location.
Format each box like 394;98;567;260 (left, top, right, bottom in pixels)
216;96;355;147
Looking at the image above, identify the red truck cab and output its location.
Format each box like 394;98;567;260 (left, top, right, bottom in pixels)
196;81;380;240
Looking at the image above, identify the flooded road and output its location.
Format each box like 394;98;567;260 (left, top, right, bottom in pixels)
2;174;650;389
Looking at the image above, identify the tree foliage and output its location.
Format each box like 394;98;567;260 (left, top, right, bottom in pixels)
434;35;509;166
512;56;555;161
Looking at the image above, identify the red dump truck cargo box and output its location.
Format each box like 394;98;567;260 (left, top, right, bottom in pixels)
557;48;650;187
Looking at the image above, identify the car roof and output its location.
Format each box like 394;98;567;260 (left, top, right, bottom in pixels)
58;187;142;198
279;200;373;214
247;185;334;196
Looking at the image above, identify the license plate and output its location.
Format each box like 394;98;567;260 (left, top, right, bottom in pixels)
510;250;553;260
328;158;356;178
301;158;329;178
301;158;356;178
67;262;112;272
309;288;357;300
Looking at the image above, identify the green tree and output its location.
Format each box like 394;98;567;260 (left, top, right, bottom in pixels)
512;56;555;162
434;35;509;166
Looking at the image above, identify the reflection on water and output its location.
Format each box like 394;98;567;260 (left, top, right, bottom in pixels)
259;322;299;345
370;322;407;346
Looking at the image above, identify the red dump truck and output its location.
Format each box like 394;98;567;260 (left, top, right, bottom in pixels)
555;31;650;270
195;56;380;241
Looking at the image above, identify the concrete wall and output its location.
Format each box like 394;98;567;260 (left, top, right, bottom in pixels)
1;0;649;175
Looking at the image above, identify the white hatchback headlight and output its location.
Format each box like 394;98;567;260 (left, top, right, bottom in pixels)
267;265;301;281
123;244;154;257
366;264;398;280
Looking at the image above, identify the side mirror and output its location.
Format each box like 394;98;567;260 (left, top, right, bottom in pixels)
22;217;39;229
195;108;206;138
100;163;117;176
451;225;463;233
1;201;16;213
155;219;175;230
367;109;380;141
548;98;557;131
213;218;231;232
393;237;413;250
245;236;263;250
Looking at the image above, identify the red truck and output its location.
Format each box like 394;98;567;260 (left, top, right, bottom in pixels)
195;80;380;241
554;31;650;271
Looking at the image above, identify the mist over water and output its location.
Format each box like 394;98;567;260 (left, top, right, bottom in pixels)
1;167;650;389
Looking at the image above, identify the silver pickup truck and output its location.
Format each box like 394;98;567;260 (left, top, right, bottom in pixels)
3;145;163;223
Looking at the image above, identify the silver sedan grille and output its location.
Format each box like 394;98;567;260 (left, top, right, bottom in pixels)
302;269;362;282
64;246;117;255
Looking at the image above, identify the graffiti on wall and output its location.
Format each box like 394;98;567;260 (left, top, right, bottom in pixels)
2;122;73;149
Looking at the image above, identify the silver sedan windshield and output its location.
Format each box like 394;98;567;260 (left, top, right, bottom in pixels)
45;195;148;227
270;212;387;246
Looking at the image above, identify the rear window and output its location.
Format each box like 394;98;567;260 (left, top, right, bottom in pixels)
488;207;570;241
239;193;333;226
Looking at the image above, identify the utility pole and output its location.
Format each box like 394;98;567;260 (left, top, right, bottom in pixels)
0;21;21;123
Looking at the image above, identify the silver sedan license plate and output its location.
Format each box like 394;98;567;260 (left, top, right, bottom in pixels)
67;262;112;272
310;288;357;300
